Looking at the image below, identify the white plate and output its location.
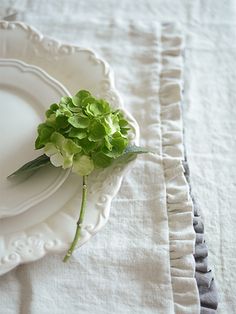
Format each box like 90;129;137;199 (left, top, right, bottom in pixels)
0;59;70;219
0;21;139;275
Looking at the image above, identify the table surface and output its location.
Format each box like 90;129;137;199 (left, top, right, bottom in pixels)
1;1;236;313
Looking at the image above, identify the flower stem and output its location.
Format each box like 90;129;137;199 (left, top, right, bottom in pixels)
63;175;88;262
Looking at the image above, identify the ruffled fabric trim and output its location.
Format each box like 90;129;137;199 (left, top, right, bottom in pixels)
183;161;218;313
159;24;218;314
160;24;200;313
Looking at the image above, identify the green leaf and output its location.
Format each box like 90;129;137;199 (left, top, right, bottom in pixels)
113;144;151;165
8;154;50;178
124;144;151;155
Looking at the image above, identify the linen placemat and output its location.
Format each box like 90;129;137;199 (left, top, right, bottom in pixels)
0;18;199;313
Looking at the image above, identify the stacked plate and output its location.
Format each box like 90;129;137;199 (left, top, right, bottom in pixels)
0;21;139;275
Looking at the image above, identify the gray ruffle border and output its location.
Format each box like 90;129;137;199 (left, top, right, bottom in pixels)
182;159;218;313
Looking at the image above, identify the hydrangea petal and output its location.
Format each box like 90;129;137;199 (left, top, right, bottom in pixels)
69;128;87;139
50;152;64;167
103;113;120;135
44;143;58;156
88;121;106;141
63;139;81;154
60;96;71;105
35;124;54;149
62;154;74;169
51;132;65;149
72;155;94;176
75;90;91;101
92;151;113;168
68;116;90;128
72;96;81;106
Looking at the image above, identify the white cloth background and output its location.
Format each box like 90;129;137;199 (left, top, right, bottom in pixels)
0;1;236;313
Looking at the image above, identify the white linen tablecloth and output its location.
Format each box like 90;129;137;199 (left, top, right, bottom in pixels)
0;0;236;313
0;16;199;314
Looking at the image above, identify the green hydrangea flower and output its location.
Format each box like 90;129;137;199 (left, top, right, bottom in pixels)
35;90;130;176
8;90;150;263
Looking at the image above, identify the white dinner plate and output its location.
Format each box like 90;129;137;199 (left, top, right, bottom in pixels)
0;59;70;218
0;21;139;275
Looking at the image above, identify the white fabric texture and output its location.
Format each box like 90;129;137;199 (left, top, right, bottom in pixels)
0;7;200;314
1;0;236;313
